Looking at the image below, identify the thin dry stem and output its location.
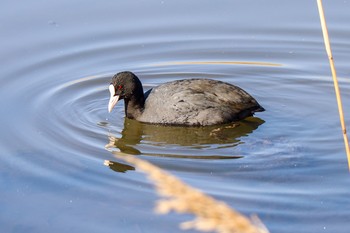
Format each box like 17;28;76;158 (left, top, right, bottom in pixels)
108;152;269;233
317;0;350;170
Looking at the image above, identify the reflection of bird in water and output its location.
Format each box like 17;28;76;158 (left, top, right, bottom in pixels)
104;117;265;173
104;160;134;173
108;71;264;126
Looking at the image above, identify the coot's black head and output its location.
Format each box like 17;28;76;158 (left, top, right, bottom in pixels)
108;71;145;113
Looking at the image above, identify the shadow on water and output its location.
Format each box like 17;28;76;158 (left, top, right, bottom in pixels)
104;117;264;173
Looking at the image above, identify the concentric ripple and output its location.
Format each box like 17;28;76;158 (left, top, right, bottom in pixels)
28;68;269;164
2;2;350;232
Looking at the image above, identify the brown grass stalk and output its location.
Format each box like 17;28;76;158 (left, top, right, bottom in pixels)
107;152;269;233
317;0;350;170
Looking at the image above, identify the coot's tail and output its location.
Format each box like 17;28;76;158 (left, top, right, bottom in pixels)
253;105;265;113
237;105;265;120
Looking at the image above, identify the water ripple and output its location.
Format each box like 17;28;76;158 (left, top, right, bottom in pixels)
2;7;350;232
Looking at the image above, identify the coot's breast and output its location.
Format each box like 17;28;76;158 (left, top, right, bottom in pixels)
137;79;263;126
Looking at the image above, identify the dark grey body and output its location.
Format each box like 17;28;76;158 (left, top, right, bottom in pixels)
137;79;264;126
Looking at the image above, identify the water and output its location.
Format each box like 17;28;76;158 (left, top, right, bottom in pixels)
1;1;350;232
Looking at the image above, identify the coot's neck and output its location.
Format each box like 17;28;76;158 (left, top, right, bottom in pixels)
124;88;145;120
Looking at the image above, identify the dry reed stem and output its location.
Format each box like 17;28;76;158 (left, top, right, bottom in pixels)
109;152;269;233
317;0;350;170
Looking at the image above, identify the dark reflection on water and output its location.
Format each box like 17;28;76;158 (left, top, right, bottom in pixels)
104;117;264;172
118;117;262;145
104;160;135;173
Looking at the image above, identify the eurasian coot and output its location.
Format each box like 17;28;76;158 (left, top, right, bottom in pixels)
108;71;264;126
